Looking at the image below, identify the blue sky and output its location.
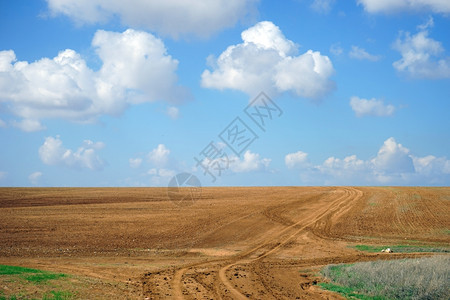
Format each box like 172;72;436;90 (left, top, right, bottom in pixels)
0;0;449;187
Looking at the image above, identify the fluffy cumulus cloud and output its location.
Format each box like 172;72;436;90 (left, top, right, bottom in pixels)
39;136;105;170
201;21;335;100
317;155;370;183
46;0;258;38
285;151;309;169
350;96;395;117
412;155;450;177
129;144;178;185
148;144;171;167
392;18;450;79
357;0;450;14
287;137;450;185
130;144;172;169
29;171;43;185
371;138;415;174
0;29;186;131
230;150;271;173
349;46;381;61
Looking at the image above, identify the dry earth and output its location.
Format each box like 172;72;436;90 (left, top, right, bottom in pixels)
0;187;448;299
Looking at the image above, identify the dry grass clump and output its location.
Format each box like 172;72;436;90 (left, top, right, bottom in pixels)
321;256;449;299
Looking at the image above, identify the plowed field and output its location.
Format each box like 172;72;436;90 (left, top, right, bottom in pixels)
0;187;448;299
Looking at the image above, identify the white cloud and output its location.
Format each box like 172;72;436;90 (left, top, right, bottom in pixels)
330;43;343;56
371;137;415;174
46;0;258;38
412;155;450;176
0;171;6;180
290;137;449;185
392;19;450;79
0;119;6;128
148;144;170;167
167;106;179;119
11;119;46;132
417;16;435;31
318;155;370;182
158;168;176;178
230;150;271;172
357;0;450;14
39;136;105;170
311;0;335;13
350;96;395;117
349;46;381;61
29;171;43;185
129;158;143;168
322;155;367;171
285;151;309;169
306;138;414;183
129;144;177;185
0;29;187;131
149;168;176;177
201;21;335;100
147;168;176;186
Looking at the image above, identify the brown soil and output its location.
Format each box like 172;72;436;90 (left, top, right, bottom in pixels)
0;187;448;299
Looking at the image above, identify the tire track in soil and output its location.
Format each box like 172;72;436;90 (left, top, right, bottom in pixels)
169;187;358;299
154;187;429;299
170;190;328;299
217;187;362;299
171;188;347;299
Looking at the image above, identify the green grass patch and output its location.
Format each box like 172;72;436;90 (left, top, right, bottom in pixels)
320;256;449;300
0;294;23;300
352;244;449;253
0;265;71;299
0;264;67;284
353;245;385;252
25;272;67;283
42;290;73;300
0;290;73;300
0;264;129;299
0;264;41;275
319;282;385;300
